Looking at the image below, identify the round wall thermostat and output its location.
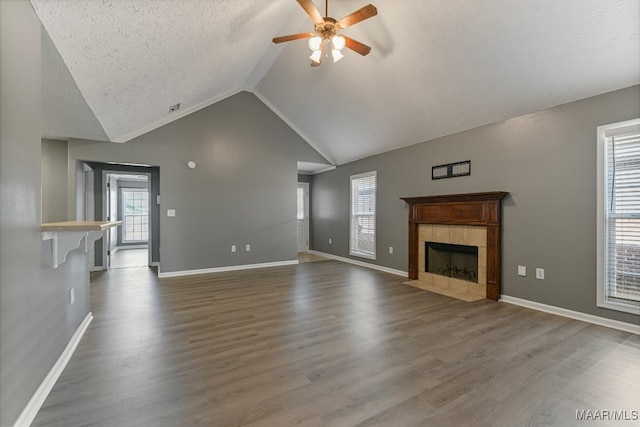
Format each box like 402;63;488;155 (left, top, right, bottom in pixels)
187;161;196;169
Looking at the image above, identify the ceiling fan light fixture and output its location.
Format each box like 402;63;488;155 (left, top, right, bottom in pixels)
331;49;344;63
308;35;323;51
331;35;345;51
309;49;322;63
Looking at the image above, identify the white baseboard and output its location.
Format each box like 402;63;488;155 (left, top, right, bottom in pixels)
157;260;299;278
500;295;640;335
150;262;159;267
309;250;408;278
89;266;106;272
14;312;93;427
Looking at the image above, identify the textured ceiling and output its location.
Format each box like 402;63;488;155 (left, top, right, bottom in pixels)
42;28;109;142
33;0;640;165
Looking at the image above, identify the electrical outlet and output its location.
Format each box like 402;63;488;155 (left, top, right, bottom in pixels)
329;238;332;244
245;244;250;252
69;288;75;305
389;246;394;254
518;265;527;277
167;209;176;217
231;245;236;253
536;268;545;280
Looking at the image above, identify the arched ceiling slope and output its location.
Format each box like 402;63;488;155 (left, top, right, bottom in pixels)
34;0;640;165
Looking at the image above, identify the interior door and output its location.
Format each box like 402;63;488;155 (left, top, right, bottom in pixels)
108;175;117;253
104;174;118;268
83;165;96;269
297;183;309;253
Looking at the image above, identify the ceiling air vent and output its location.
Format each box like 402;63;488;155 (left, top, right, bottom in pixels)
169;103;181;113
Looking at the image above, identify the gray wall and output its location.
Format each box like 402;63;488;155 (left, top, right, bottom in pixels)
297;174;312;184
41;138;69;222
1;2;91;425
311;85;640;325
69;91;328;274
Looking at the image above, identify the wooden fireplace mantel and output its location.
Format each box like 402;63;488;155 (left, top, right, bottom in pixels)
401;191;508;300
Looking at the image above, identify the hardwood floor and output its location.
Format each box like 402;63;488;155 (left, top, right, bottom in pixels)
298;252;330;263
110;247;148;269
33;261;640;426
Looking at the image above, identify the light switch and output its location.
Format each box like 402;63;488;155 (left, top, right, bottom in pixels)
167;209;176;217
517;265;526;277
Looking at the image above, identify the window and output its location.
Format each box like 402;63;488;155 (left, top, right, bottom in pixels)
297;187;305;220
350;171;376;259
597;118;640;314
122;189;149;242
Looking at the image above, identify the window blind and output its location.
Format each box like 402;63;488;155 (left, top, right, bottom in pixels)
350;171;376;258
605;131;640;304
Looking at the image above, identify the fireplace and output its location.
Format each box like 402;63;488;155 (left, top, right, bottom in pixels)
401;192;508;301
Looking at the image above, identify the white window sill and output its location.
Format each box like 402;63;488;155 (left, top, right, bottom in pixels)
349;251;376;260
597;299;640;316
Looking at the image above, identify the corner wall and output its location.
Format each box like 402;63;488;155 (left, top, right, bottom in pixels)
1;2;91;425
42;138;69;222
311;85;640;325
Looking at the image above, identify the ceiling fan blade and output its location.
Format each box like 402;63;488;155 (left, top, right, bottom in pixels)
272;32;315;44
337;4;377;29
343;36;372;56
297;0;325;25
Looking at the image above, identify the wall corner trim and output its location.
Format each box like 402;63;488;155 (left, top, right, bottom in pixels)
309;250;408;278
14;312;94;427
500;295;640;335
157;260;299;278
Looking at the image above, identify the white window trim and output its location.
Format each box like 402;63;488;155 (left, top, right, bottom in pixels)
122;188;149;244
350;171;376;260
597;118;640;315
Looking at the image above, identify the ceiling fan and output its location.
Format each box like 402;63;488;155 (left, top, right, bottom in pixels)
272;0;377;67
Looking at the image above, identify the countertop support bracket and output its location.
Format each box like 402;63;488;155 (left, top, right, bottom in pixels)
41;221;122;269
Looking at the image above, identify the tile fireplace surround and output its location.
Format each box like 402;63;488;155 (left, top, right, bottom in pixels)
401;192;508;301
417;224;487;301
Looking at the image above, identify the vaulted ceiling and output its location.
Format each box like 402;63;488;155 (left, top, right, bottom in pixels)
33;0;640;165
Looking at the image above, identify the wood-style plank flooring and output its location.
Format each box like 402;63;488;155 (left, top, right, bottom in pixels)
33;260;640;426
110;248;148;269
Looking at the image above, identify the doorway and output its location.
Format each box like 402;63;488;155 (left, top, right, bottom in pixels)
297;182;309;253
104;171;151;269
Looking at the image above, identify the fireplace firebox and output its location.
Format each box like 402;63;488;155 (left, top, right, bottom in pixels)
426;242;478;283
